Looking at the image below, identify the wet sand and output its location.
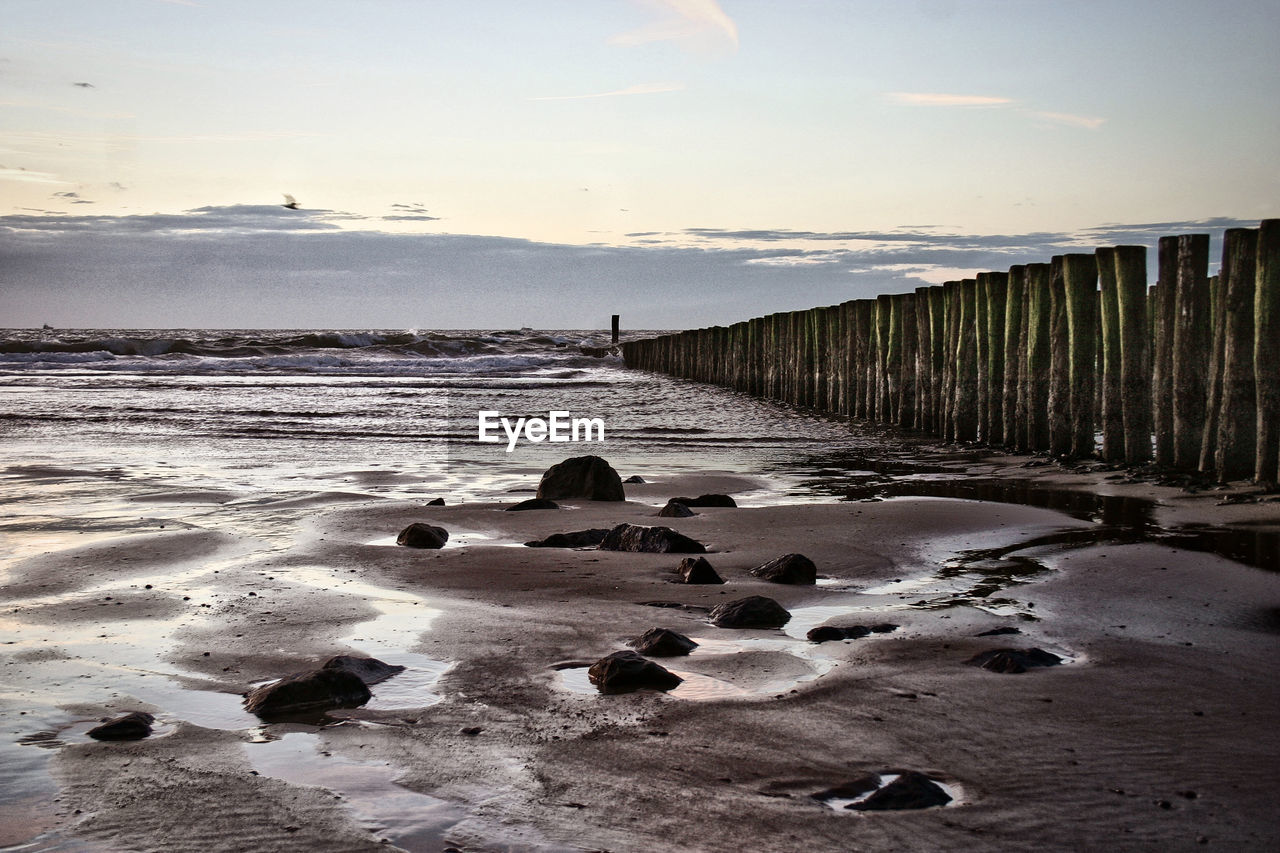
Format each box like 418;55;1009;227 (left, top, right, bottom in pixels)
3;464;1280;852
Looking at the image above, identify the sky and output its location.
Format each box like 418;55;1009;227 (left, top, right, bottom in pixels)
2;0;1278;330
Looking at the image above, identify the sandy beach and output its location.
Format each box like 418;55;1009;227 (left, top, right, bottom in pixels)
3;455;1278;853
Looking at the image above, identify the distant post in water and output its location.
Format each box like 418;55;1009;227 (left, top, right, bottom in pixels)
611;314;620;344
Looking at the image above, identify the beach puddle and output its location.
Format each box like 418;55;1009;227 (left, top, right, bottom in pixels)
245;731;467;848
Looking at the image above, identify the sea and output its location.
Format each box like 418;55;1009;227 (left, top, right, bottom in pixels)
0;327;886;515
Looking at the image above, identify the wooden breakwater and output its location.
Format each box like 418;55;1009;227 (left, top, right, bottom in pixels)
622;220;1280;484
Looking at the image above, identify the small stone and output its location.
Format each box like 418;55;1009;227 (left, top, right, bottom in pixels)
623;475;646;484
966;648;1062;674
524;529;609;548
87;711;154;741
396;523;448;549
599;523;706;554
426;497;446;506
847;771;951;811
750;553;817;585
506;498;559;511
322;655;406;685
627;627;698;657
709;596;791;629
669;494;737;508
587;651;682;693
676;556;723;585
658;501;696;518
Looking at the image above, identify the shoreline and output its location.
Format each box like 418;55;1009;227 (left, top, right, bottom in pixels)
2;453;1278;851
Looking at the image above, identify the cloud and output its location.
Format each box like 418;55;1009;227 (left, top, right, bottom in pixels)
384;202;441;222
53;191;94;205
0;167;69;185
530;82;685;101
1029;110;1106;130
612;0;738;54
886;92;1015;107
0;208;1261;329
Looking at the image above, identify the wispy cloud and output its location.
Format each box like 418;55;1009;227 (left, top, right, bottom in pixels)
530;82;685;101
53;191;94;205
886;92;1107;130
612;0;738;54
886;92;1015;108
1029;110;1106;130
0;166;69;185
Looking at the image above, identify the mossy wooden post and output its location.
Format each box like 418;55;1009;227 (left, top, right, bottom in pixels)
1062;254;1099;458
805;309;821;410
928;286;946;434
1024;262;1054;450
943;281;962;440
1256;219;1280;484
974;273;992;443
1153;237;1178;466
1003;265;1026;447
1047;257;1072;456
1096;248;1124;461
828;305;842;413
915;286;933;430
898;293;917;427
1114;245;1152;464
1213;228;1259;481
953;279;979;442
851;301;868;417
885;296;903;422
984;272;1008;445
875;295;892;421
1199;271;1228;473
1172;234;1211;470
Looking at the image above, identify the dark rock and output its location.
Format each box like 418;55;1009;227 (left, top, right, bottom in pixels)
806;624;876;643
810;773;881;802
623;475;646;484
536;455;625;502
869;623;898;634
396;522;448;549
426;497;446;506
976;626;1021;637
658;501;696;518
966;647;1062;674
669;494;737;508
506;498;559;511
807;626;851;643
750;553;817;585
627;627;698;657
460;726;483;736
87;711;155;741
587;650;682;693
599;523;706;554
847;771;952;811
524;528;609;548
709;596;791;629
244;668;372;719
322;655;406;685
677;556;724;584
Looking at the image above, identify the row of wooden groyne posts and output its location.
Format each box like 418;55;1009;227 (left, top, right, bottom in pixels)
622;220;1280;485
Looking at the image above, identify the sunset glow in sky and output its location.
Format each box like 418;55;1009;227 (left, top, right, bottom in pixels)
3;0;1278;328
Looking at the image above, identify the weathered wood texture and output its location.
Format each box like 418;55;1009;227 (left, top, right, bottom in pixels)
622;224;1275;478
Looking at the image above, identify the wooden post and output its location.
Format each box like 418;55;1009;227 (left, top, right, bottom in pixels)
1153;237;1178;466
899;293;917;427
1200;272;1228;473
954;279;979;442
1172;234;1211;470
1048;257;1072;456
975;273;991;443
1257;219;1280;484
915;286;932;430
875;295;892;421
1062;253;1099;458
1003;266;1026;447
1097;248;1124;461
1214;228;1259;481
943;281;962;440
984;272;1008;444
928;286;946;434
1114;245;1152;464
611;315;620;344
